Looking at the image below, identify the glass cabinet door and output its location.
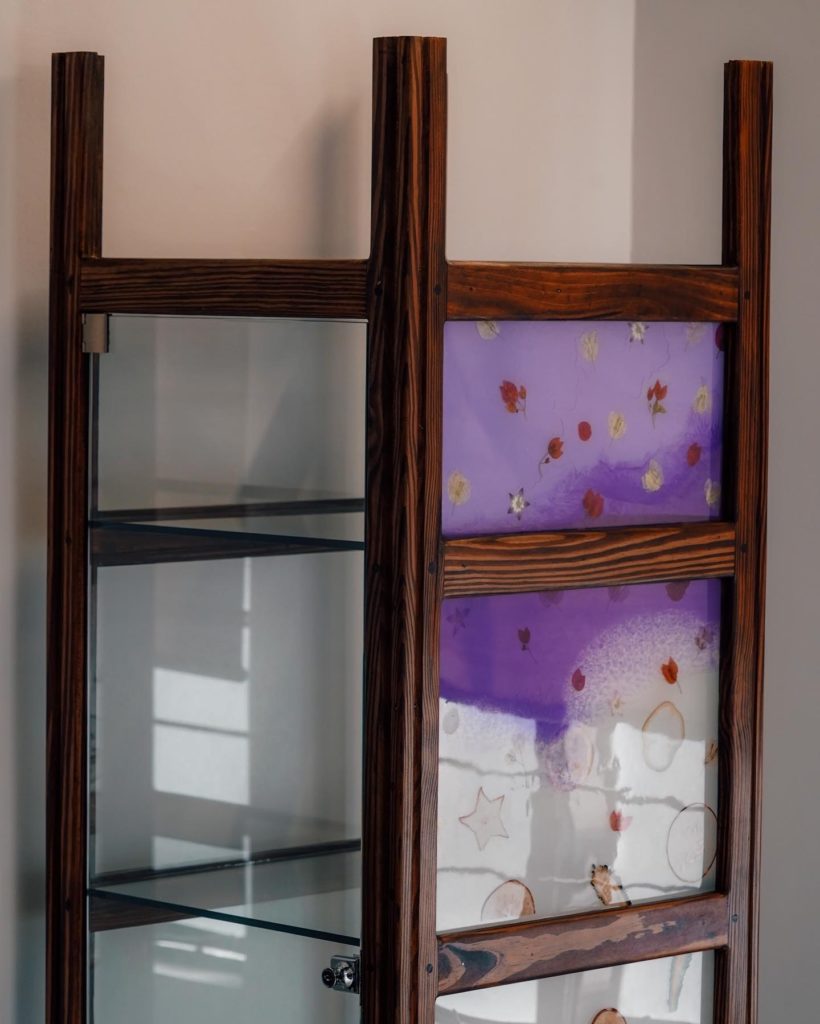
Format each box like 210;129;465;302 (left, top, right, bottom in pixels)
87;316;365;1023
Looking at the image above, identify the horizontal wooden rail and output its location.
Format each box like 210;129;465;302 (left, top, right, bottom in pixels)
443;521;736;597
80;257;369;319
447;262;739;321
437;891;729;994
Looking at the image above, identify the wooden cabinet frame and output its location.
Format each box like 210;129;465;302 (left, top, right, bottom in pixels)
47;38;770;1024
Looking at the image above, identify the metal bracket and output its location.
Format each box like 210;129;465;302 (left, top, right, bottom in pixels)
82;313;109;354
321;954;360;995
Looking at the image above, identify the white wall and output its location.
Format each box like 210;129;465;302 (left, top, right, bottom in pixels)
0;0;808;1021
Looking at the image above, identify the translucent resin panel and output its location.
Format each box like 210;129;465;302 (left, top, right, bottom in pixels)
92;918;360;1024
436;952;714;1023
96;316;365;512
443;321;725;535
437;580;720;931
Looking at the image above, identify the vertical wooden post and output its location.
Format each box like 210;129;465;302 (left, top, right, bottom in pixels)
363;36;447;1024
47;51;104;1024
718;59;772;1024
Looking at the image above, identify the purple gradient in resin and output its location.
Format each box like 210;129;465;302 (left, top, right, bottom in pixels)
440;580;721;745
443;321;724;536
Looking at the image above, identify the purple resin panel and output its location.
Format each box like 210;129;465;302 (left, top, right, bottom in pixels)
437;579;720;931
442;321;725;536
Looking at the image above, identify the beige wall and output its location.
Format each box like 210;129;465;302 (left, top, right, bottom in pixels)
0;1;806;1020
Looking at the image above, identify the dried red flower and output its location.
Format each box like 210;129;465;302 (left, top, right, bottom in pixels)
661;657;679;684
582;489;604;518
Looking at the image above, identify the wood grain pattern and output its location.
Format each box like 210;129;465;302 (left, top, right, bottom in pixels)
90;522;363;566
437;892;729;995
362;36;446;1024
447;262;739;321
715;60;772;1024
47;51;103;1024
80;257;368;319
443;522;736;597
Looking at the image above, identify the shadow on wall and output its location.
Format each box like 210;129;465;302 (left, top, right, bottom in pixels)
13;57;51;1024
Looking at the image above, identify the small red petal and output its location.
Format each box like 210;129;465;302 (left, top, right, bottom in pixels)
610;810;633;832
547;436;564;459
661;657;679;684
686;442;702;467
571;668;586;692
578;421;592;441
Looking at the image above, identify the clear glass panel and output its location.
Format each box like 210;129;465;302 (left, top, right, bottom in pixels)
437;580;720;931
92;553;363;875
436;952;714;1023
442;321;725;535
96;316;365;514
92;919;360;1024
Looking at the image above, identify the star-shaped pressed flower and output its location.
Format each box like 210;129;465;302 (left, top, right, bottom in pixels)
508;488;529;520
459;787;509;851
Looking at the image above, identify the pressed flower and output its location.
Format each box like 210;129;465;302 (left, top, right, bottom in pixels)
693;384;712;414
582;489;604;518
547;436;564;460
641;459;664;492
580;330;599;362
609;809;633;832
666;580;690;602
647;379;668;421
500;379;526;414
578;420;592;441
687;322;706;344
517;627;531;651
661;657;679;685
704;479;721;508
447;470;471;506
686;442;702;467
571;667;586;692
508;488;530;519
476;320;500;340
608;411;627;440
629;322;647;344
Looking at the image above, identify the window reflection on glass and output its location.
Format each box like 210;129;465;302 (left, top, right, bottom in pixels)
437;580;720;931
436;952;714;1023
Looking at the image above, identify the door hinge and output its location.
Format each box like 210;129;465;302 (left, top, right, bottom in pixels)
82;313;109;354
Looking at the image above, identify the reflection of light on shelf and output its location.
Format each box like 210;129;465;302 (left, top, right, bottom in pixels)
155;939;197;953
152;963;242;987
202;946;247;963
177;917;247;939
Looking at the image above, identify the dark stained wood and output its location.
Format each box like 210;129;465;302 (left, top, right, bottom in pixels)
47;51;103;1024
80;257;368;319
90;522;363;566
714;60;772;1024
447;262;739;321
362;36;446;1024
437;892;729;995
443;522;736;597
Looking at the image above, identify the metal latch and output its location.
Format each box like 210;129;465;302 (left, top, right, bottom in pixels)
321;954;360;995
82;313;109;354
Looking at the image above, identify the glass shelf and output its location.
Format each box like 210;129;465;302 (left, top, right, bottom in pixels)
89;844;361;946
90;510;364;566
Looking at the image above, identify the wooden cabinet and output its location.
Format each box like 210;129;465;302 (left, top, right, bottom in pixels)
47;38;771;1024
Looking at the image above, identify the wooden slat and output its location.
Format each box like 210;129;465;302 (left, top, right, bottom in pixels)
447;262;739;321
437;892;729;995
363;36;446;1024
443;522;735;597
715;61;772;1024
47;50;103;1024
80;257;369;319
